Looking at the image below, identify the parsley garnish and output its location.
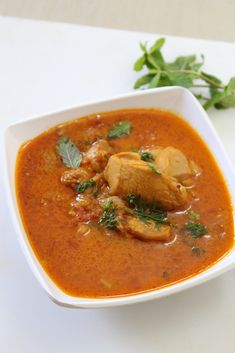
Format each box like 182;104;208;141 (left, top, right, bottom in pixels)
140;151;155;162
75;179;96;193
127;194;168;227
107;120;132;139
147;162;161;174
187;210;200;220
98;200;118;230
133;37;235;110
185;222;207;238
57;137;82;169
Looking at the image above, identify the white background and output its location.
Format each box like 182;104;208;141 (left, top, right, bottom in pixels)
1;17;235;353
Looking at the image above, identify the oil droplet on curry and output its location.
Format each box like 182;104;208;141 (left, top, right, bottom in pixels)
16;109;234;298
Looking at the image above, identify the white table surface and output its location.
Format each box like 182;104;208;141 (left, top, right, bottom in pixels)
1;17;235;353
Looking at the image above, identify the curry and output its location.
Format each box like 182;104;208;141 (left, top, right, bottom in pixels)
15;109;234;298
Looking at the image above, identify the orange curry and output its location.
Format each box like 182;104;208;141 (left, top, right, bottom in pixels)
16;109;234;297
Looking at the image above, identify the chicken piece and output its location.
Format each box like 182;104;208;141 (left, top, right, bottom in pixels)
117;147;194;182
147;147;163;160
61;167;92;186
150;146;194;182
84;139;113;172
180;160;201;187
189;160;201;176
104;153;187;210
97;195;170;241
121;216;171;241
115;151;140;161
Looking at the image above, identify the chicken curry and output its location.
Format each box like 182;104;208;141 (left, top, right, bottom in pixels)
16;109;234;297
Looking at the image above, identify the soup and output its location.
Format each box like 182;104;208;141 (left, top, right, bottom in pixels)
15;109;234;297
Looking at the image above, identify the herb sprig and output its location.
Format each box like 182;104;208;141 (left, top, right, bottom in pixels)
140;150;155;162
185;221;207;238
75;179;96;193
187;210;200;221
127;194;168;227
133;38;235;110
98;200;119;230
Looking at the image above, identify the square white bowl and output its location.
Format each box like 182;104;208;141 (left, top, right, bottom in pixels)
4;86;235;308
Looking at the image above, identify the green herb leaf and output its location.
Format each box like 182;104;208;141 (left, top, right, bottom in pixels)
127;194;168;227
75;179;96;193
107;120;132;139
185;221;207;238
57;137;82;169
147;54;160;70
140;151;155;162
134;74;154;89
148;71;161;88
167;72;193;88
187;210;200;220
171;55;196;70
216;94;235;109
191;55;204;72
149;37;165;54
133;54;146;72
98;200;118;230
150;50;165;69
201;71;222;85
103;199;113;210
214;77;235;109
140;42;147;53
147;162;161;174
158;73;172;87
203;90;225;110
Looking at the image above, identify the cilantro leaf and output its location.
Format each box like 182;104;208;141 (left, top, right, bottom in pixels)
75;179;96;193
140;151;155;162
98;200;118;230
185;222;207;238
127;194;168;227
187;210;200;220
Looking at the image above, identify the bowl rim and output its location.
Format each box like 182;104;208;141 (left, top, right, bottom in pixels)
3;86;235;308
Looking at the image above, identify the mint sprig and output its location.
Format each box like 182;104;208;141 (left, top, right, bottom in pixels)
133;38;235;110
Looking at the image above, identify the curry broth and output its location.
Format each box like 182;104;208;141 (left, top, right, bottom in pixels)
16;109;234;297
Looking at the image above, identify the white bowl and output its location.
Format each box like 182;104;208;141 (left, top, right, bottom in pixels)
4;87;235;308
